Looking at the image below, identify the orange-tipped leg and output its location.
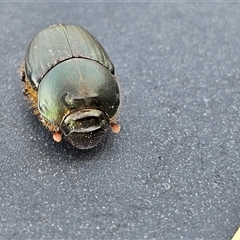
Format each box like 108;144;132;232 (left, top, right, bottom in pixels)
110;123;121;133
53;131;62;142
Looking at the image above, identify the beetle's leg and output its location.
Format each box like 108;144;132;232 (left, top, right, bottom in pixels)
21;70;25;82
110;119;121;133
23;79;38;105
19;63;29;96
53;130;62;142
19;60;26;82
23;81;29;96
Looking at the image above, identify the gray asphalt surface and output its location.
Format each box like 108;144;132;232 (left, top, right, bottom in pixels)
0;2;240;240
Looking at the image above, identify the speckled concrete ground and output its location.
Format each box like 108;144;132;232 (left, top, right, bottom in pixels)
0;2;239;239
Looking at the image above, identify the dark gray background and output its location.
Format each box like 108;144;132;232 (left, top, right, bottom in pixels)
0;2;240;240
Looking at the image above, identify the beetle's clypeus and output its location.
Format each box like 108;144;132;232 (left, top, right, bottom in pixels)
20;23;121;149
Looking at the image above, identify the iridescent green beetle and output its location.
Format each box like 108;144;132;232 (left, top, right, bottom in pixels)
20;23;121;149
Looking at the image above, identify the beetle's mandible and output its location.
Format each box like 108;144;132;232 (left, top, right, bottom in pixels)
20;23;121;149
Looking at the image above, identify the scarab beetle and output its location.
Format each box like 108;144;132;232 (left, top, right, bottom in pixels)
20;23;121;149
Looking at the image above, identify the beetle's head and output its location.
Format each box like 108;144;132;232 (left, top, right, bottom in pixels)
60;108;109;149
37;58;120;149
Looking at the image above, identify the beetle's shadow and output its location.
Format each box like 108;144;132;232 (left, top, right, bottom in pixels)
52;130;115;162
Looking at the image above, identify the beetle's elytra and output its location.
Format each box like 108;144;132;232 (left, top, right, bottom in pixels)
20;23;120;149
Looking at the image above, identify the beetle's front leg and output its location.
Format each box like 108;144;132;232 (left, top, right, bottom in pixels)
110;119;121;133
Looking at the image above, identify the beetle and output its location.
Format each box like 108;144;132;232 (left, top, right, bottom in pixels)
20;23;121;149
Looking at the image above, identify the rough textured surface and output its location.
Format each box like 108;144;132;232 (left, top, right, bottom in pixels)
0;2;240;239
